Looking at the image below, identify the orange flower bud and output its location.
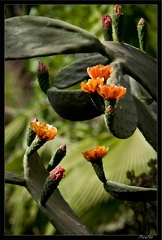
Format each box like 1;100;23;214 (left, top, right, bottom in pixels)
114;5;123;14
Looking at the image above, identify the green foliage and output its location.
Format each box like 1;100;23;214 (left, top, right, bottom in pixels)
125;159;157;234
121;4;157;58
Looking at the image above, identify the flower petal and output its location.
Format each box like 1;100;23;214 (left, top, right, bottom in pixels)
87;64;113;80
30;121;57;141
81;78;104;93
97;84;127;100
82;146;109;162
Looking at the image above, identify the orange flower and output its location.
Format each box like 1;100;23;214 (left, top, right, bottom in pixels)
82;146;109;162
30;121;57;141
87;64;113;80
81;77;104;93
97;84;127;100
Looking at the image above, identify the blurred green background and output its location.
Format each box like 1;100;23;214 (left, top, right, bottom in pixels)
5;4;157;235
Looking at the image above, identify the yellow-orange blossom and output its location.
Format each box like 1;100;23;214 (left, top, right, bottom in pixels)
87;64;113;80
82;146;109;162
30;121;57;141
81;64;127;101
97;84;127;100
80;77;104;93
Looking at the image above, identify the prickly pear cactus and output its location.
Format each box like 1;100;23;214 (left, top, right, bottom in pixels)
47;88;102;121
5;16;102;60
23;150;92;234
5;15;157;149
104;61;138;139
53;53;110;89
101;41;157;102
5;9;157;235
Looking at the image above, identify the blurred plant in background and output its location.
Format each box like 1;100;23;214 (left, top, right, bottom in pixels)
5;4;157;235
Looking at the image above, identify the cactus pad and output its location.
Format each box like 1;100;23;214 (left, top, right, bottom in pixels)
5;16;102;60
104;61;138;139
101;41;157;101
47;87;102;121
54;54;109;89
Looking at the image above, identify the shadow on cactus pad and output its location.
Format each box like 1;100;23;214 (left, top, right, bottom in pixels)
47;87;102;121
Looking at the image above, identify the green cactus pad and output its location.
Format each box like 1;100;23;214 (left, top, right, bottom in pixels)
40;177;59;206
26;127;36;147
133;96;157;151
47;146;66;172
26;136;46;157
100;41;157;101
54;54;109;89
23;152;92;234
104;62;138;139
104;180;157;202
137;22;148;52
5;5;15;18
112;13;125;42
102;27;113;41
47;87;102;121
37;71;50;94
5;16;102;60
91;161;106;183
22;5;31;15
